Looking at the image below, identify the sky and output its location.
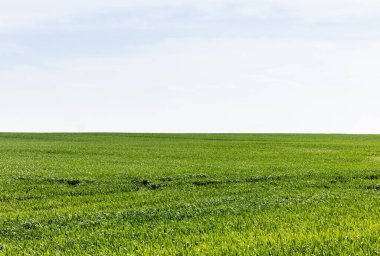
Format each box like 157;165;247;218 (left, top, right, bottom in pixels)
1;0;380;133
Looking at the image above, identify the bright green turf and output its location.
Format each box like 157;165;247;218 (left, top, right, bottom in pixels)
0;133;380;255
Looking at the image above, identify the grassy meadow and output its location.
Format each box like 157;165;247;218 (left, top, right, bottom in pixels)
0;133;380;255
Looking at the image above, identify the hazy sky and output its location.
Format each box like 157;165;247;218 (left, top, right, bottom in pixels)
1;0;380;133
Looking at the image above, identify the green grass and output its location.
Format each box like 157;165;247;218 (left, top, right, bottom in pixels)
1;133;380;255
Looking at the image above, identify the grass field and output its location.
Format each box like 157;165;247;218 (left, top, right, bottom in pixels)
0;133;380;255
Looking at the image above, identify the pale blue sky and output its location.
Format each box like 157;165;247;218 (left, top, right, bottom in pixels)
1;0;380;132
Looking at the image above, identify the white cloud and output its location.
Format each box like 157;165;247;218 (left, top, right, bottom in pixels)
1;1;379;133
1;38;379;132
2;0;380;31
268;0;380;22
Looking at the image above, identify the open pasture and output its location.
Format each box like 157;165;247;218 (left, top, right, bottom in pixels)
0;133;380;255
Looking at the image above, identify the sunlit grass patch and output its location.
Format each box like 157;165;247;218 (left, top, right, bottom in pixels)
0;133;380;255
